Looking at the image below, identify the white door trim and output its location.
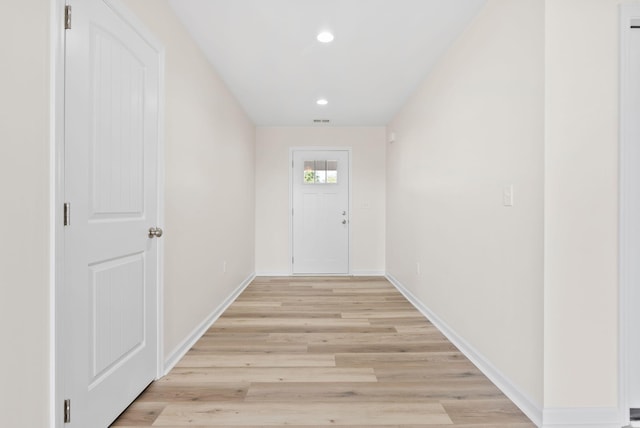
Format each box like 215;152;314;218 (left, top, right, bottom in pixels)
289;147;353;275
51;2;66;426
52;1;165;426
619;4;640;425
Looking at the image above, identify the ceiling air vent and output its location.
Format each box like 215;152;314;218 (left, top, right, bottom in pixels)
313;119;331;123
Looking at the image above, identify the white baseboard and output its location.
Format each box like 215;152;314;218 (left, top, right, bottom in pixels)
542;407;622;428
255;271;385;277
385;273;544;427
351;270;385;276
254;271;291;277
163;272;255;374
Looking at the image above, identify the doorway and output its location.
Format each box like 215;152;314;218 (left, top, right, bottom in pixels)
56;0;164;426
290;149;351;274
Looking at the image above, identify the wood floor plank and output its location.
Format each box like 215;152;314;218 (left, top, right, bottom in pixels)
308;342;458;353
335;351;470;367
110;402;164;426
176;353;336;368
222;310;343;319
212;318;371;327
369;317;434;325
440;398;534;424
257;295;408;303
332;288;409;295
374;366;485;383
187;343;309;354
132;382;249;402
300;282;394;289
245;381;505;402
207;325;398;334
340;310;432;319
162;367;378;383
266;332;449;345
395;325;440;334
281;302;415;310
111;276;534;427
152;402;452;426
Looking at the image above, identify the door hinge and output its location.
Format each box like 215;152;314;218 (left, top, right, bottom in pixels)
63;399;71;423
63;202;71;226
64;5;72;30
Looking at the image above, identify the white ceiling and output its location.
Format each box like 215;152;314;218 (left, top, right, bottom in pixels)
167;0;487;126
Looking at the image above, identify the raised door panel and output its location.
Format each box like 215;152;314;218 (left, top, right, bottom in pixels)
90;28;145;218
89;253;145;388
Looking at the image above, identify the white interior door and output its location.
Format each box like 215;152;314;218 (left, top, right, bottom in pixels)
292;150;350;274
62;1;161;426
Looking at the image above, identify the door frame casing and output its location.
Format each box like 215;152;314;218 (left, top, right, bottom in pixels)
51;1;166;426
289;147;353;276
619;4;640;425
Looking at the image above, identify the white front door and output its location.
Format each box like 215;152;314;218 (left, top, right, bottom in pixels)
62;1;161;426
292;150;350;274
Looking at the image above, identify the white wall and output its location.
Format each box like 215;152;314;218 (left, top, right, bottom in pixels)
255;127;385;275
0;0;51;427
544;0;625;411
122;0;256;362
386;0;544;412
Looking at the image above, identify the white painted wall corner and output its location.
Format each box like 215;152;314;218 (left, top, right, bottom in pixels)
163;273;255;374
385;273;543;427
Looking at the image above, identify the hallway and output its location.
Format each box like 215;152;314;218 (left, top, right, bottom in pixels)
112;277;534;427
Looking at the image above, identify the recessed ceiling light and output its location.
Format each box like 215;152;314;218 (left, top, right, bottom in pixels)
317;32;334;43
316;98;329;106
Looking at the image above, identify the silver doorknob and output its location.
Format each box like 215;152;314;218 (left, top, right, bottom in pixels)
342;219;347;225
148;227;164;238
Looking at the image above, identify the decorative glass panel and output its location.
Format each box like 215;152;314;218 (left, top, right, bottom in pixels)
315;160;327;183
327;160;338;183
304;161;315;183
302;160;338;184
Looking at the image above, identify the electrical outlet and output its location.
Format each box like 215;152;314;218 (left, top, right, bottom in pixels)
416;262;421;275
503;184;514;207
223;261;227;274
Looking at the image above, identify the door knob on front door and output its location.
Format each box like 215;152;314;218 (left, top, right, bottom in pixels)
342;219;347;225
148;227;163;238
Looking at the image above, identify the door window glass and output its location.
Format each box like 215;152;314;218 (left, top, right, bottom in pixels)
303;160;338;184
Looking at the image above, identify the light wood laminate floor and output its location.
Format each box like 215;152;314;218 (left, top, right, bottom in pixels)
111;276;535;427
